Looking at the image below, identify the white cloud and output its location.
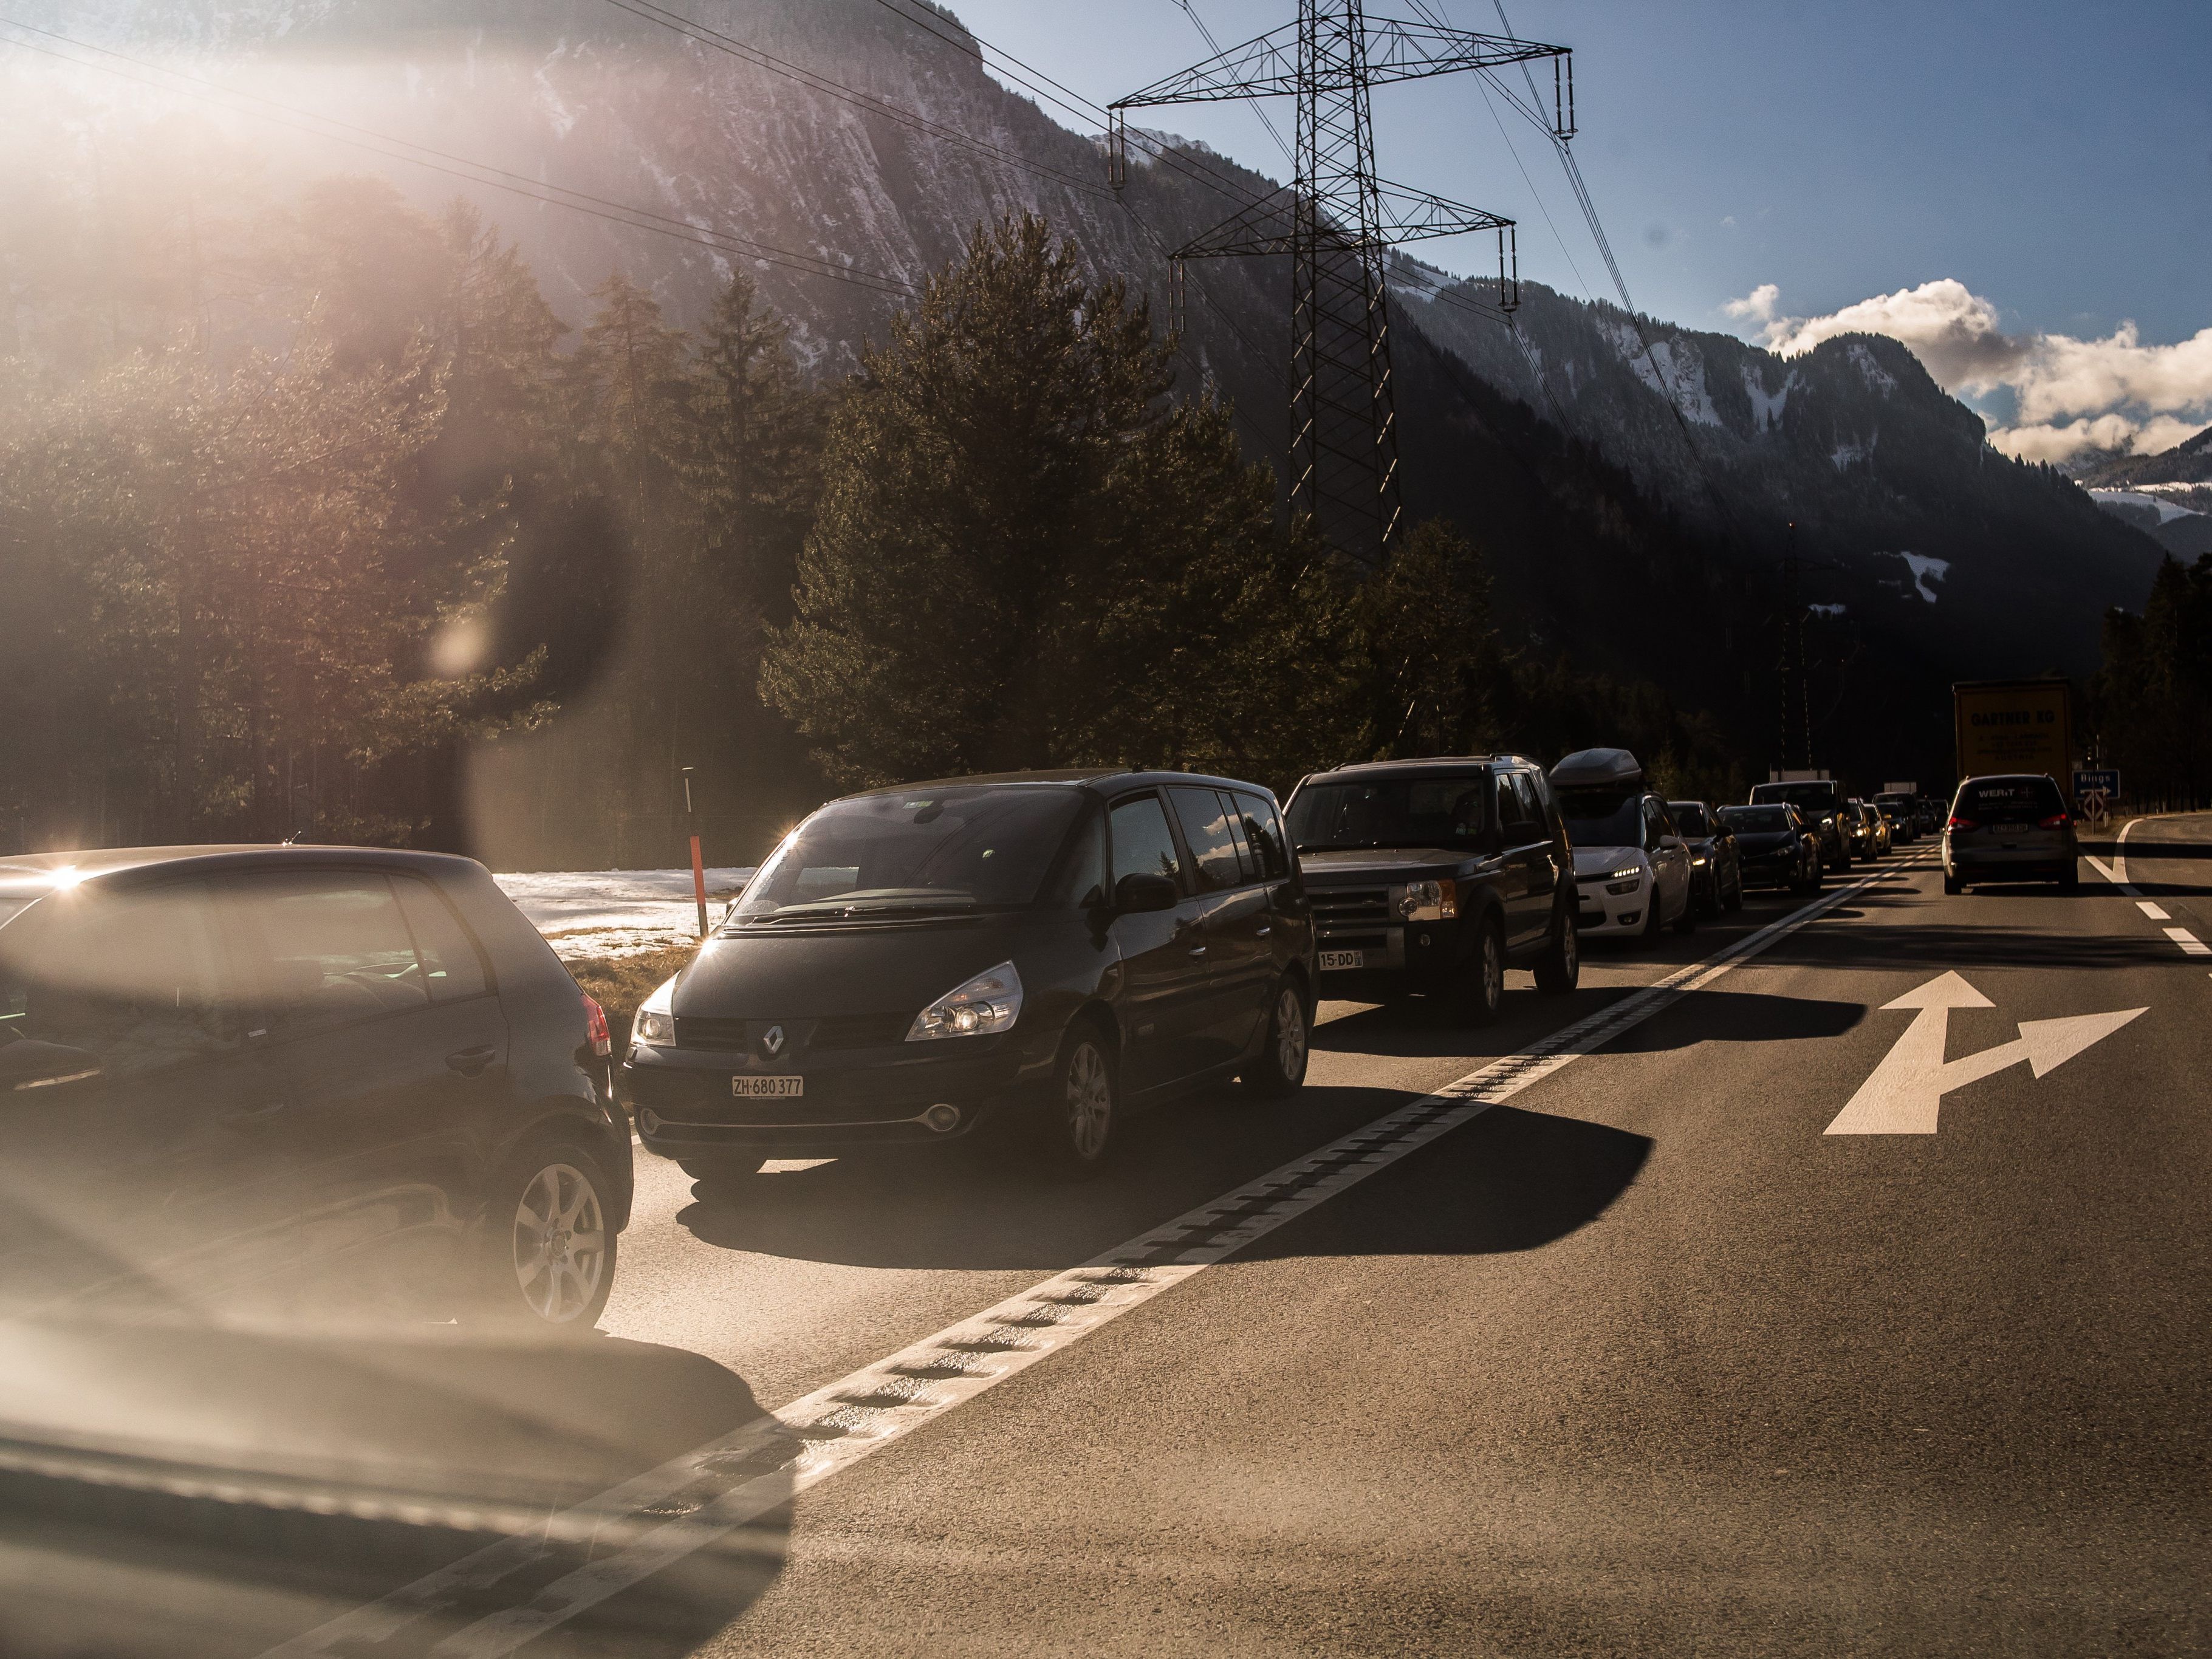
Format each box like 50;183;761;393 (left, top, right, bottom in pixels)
1722;278;2212;462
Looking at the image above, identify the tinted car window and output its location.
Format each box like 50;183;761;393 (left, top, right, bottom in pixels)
1751;781;1840;816
1501;772;1543;838
1287;774;1488;849
1213;790;1259;881
1642;798;1672;848
1233;792;1290;881
1957;777;2066;822
1671;803;1711;835
736;785;1083;921
1558;785;1641;848
1111;793;1182;888
1170;787;1244;893
1721;806;1793;832
228;872;430;1035
0;882;233;1078
392;875;488;1001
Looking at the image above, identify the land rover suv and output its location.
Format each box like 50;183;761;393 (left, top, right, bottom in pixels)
1282;756;1579;1022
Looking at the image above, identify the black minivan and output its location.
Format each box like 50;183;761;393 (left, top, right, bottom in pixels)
0;846;632;1332
622;770;1317;1177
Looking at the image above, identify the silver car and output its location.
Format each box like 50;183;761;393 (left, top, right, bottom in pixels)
1942;775;2080;894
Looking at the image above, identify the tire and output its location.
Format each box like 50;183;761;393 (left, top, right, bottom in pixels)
468;1143;618;1335
1533;897;1579;994
1242;977;1311;1099
1640;892;1665;944
1673;886;1699;933
1041;1023;1117;1177
2058;865;2081;892
1722;869;1745;913
1465;917;1505;1024
1943;873;1962;895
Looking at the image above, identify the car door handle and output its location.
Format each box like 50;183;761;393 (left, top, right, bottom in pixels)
1254;925;1272;937
445;1045;499;1077
219;1100;288;1127
1187;945;1208;958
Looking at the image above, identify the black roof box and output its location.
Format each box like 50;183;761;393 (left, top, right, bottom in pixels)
1549;747;1644;788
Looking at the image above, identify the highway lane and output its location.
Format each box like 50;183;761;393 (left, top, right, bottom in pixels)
7;833;2210;1656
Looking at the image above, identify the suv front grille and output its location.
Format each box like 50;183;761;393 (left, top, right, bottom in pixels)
1310;886;1392;927
673;1016;750;1051
672;1014;908;1053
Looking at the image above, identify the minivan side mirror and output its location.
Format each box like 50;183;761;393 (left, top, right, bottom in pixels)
1113;872;1179;913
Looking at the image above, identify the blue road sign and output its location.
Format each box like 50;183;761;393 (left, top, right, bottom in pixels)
2073;768;2120;799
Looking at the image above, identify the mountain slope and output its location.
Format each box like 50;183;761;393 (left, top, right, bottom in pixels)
18;0;2173;784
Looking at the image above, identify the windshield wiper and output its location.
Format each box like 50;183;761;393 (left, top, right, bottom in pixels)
738;892;982;924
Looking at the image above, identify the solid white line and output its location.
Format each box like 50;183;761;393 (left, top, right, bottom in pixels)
261;858;1928;1659
2115;815;2143;885
2138;900;2172;920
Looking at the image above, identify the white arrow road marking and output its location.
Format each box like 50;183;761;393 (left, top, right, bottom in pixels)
1824;970;2146;1135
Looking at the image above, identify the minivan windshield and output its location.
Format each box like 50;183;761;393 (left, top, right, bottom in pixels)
733;786;1084;922
1557;786;1642;848
1286;774;1488;850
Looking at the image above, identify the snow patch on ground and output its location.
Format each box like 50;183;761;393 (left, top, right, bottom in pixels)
1832;435;1876;471
1848;342;1899;397
1600;323;1721;425
1809;603;1846;617
1743;364;1791;430
1885;552;1950;602
495;867;755;960
2090;488;2204;525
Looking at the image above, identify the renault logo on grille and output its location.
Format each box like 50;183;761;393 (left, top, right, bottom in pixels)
759;1024;787;1058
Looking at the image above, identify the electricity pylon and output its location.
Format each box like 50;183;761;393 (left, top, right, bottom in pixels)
1114;1;1570;563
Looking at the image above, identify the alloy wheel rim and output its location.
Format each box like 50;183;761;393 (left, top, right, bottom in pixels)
1275;988;1307;1079
1066;1042;1112;1159
512;1162;606;1323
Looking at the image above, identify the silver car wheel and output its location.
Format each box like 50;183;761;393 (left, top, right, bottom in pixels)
1064;1039;1113;1161
511;1162;608;1324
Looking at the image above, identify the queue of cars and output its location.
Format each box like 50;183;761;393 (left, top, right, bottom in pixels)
0;759;2087;1335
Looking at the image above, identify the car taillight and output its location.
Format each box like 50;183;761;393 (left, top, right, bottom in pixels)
2039;812;2071;829
1947;815;1977;832
581;993;612;1058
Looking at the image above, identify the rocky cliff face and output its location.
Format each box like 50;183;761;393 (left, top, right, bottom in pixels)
25;0;2173;777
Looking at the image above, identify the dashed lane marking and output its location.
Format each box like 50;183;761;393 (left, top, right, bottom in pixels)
2139;900;2172;920
2165;926;2210;957
260;856;1932;1659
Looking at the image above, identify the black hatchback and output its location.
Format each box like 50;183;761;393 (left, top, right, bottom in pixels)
622;770;1317;1177
0;846;632;1333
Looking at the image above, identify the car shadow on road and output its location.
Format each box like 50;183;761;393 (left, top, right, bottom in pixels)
0;1319;785;1658
1603;990;1864;1051
1751;920;2179;971
1238;1103;1651;1260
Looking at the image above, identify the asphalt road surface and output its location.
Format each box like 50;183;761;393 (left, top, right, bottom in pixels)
6;819;2209;1657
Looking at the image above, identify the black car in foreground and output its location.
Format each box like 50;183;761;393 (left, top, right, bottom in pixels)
1666;800;1744;915
0;846;631;1332
1717;803;1821;893
1279;755;1580;1020
623;770;1317;1178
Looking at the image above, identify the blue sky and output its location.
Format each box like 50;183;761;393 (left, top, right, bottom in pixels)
951;0;2212;458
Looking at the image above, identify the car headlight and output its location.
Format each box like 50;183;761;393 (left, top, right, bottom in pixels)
1608;866;1641;881
631;974;679;1048
908;962;1023;1041
1397;878;1457;922
1691;855;1708;867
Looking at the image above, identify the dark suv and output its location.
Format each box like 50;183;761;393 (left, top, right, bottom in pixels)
0;847;631;1332
1749;778;1851;871
1279;755;1578;1021
623;770;1316;1178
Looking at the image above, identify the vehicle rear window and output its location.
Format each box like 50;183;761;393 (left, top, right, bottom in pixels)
736;786;1083;922
1557;785;1642;849
1956;778;2065;823
1286;774;1488;850
1720;807;1792;832
1750;781;1840;815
